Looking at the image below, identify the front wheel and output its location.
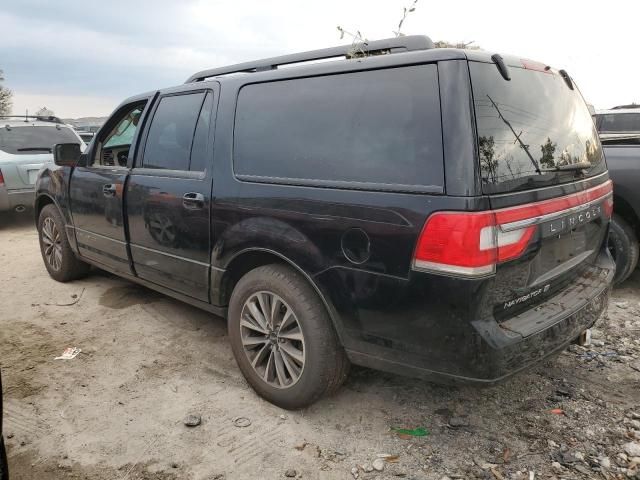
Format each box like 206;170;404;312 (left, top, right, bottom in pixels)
38;204;90;282
228;264;349;409
608;214;639;285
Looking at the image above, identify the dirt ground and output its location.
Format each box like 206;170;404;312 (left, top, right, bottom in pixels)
1;211;639;480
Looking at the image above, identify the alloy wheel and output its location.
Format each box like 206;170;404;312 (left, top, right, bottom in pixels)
239;291;306;389
41;217;63;271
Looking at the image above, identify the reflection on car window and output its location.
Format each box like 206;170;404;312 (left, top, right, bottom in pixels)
470;62;605;194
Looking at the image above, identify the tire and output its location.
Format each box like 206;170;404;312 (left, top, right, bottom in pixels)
608;214;639;285
228;264;349;409
38;204;90;282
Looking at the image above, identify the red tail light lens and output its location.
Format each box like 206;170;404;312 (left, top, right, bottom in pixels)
0;169;4;186
413;180;614;278
413;211;534;277
603;196;614;218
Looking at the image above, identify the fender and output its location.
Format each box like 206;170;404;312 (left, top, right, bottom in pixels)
212;246;346;343
35;164;78;253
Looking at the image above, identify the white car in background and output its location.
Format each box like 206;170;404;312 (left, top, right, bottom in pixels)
594;105;640;143
0;116;84;213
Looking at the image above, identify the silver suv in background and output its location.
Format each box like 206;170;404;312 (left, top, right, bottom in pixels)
595;105;640;143
0;116;84;213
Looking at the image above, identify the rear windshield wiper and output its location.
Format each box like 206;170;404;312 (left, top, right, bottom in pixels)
541;162;592;172
16;147;52;152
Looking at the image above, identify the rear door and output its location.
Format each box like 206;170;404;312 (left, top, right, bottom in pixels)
70;100;149;273
126;88;216;301
468;60;611;329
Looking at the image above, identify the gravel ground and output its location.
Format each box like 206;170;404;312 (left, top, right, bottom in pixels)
1;211;639;480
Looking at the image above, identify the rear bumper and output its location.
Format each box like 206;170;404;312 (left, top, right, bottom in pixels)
336;252;614;385
0;187;35;212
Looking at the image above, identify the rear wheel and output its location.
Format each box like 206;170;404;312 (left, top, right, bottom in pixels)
608;214;639;285
228;264;349;409
38;205;90;282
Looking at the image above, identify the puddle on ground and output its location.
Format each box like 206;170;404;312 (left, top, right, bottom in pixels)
99;284;161;309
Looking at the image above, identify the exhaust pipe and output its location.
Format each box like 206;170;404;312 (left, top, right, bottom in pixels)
14;205;26;213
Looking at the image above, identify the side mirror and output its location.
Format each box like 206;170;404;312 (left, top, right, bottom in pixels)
53;143;81;167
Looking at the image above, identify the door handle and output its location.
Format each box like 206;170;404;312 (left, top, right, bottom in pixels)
103;184;117;197
182;192;205;209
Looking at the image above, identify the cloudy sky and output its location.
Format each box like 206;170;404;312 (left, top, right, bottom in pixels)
1;0;638;118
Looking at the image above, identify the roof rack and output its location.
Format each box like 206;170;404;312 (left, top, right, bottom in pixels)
186;35;434;83
0;115;63;124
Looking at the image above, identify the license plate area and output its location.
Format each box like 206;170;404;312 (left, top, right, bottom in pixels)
526;201;607;290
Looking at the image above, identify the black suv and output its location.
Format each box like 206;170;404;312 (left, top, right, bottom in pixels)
35;36;614;409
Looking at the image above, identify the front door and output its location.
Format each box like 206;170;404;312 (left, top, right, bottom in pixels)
70;100;149;273
126;89;215;302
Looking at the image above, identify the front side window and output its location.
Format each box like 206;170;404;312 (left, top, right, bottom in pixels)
103;105;145;149
93;101;146;167
142;92;207;171
233;65;444;191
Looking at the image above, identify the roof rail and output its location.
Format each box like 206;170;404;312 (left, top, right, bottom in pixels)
0;115;63;124
186;35;434;83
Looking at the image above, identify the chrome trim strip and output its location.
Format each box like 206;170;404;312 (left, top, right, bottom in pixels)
412;259;495;278
499;192;612;233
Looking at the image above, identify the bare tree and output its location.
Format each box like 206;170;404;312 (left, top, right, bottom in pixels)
434;40;480;49
394;0;419;37
338;1;480;53
0;70;12;115
336;26;369;58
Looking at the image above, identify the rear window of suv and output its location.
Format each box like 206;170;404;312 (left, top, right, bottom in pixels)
233;65;444;193
596;113;640;133
0;125;79;155
470;61;606;194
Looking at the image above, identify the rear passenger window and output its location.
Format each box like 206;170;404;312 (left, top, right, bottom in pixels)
233;65;443;192
142;92;205;171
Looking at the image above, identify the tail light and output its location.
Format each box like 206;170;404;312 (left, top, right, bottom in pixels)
0;169;4;186
413;180;614;278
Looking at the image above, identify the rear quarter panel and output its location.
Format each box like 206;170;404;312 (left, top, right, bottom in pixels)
208;64;490;354
0;153;53;190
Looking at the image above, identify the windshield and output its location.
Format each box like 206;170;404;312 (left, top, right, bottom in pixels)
0;125;80;155
596;113;640;133
470;61;606;194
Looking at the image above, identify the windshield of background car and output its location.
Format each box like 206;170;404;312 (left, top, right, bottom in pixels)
469;61;606;194
0;125;79;155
